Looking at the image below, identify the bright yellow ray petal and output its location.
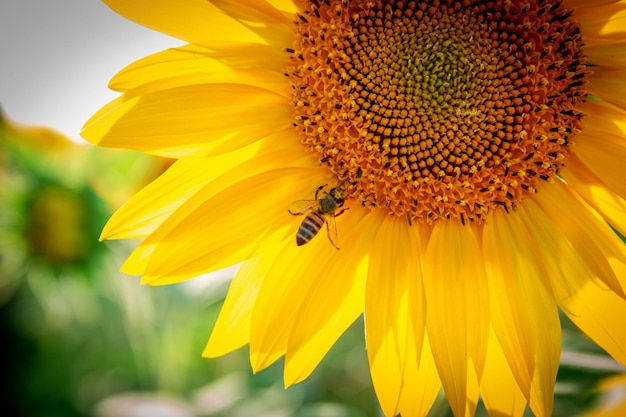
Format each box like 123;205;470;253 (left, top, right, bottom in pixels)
134;167;327;283
283;207;377;386
81;94;131;145
365;214;425;417
483;213;534;400
586;39;626;67
103;0;263;44
562;161;626;237
533;180;626;297
102;145;255;240
102;130;310;240
550;229;626;368
211;0;292;25
465;360;481;417
578;1;626;39
119;139;317;278
249;236;337;372
587;68;626;114
580;98;626;140
203;256;270;357
109;42;288;96
396;332;442;417
517;198;584;305
250;204;375;373
140;232;291;285
267;0;300;14
565;0;622;8
483;209;560;417
82;84;290;158
210;0;294;44
423;221;489;417
514;197;626;414
559;278;626;367
366;217;404;416
481;330;527;417
102;156;209;239
575;137;626;201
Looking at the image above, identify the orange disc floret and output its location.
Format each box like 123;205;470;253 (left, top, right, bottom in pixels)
286;0;588;224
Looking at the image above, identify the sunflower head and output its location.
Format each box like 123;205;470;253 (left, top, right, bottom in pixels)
83;1;626;416
287;0;589;225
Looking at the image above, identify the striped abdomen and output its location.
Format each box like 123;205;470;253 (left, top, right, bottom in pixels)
296;211;325;246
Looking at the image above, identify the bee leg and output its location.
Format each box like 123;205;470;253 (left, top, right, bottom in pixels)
335;207;349;217
325;221;340;250
314;184;327;200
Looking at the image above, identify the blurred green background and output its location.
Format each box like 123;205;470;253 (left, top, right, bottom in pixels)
1;111;625;417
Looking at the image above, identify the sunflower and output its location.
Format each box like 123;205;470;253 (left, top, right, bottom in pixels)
82;1;626;416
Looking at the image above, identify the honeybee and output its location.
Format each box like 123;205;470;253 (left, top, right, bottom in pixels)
288;184;347;249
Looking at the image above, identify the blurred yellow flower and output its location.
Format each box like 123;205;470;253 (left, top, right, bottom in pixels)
1;113;94;296
82;1;626;416
0;110;167;302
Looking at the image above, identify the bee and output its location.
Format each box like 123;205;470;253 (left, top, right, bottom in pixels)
288;184;348;249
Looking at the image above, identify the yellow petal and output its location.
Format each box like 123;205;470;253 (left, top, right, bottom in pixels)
533;180;625;298
203;257;269;357
563;160;626;237
283;207;376;386
480;330;527;417
580;99;626;141
517;198;581;302
209;0;293;44
586;39;626;67
119;138;316;278
249;237;333;372
587;68;626;118
133;167;327;284
103;0;263;44
578;1;626;39
423;221;489;417
102;149;248;240
102;130;310;240
249;203;368;372
574;137;626;201
210;0;291;26
267;0;300;14
82;83;289;158
109;42;287;96
396;333;442;417
516;196;626;413
558;275;626;366
465;360;480;417
566;0;623;8
483;208;560;417
365;214;425;417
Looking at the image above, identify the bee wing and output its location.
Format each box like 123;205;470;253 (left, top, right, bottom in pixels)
325;215;340;249
288;199;318;216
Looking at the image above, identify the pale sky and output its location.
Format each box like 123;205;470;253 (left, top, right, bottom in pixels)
0;0;181;142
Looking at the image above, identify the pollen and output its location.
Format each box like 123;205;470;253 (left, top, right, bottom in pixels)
286;0;588;224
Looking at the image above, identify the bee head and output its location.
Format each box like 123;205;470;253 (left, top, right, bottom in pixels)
329;187;345;205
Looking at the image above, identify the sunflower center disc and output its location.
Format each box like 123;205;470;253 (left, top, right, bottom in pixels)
287;0;588;224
